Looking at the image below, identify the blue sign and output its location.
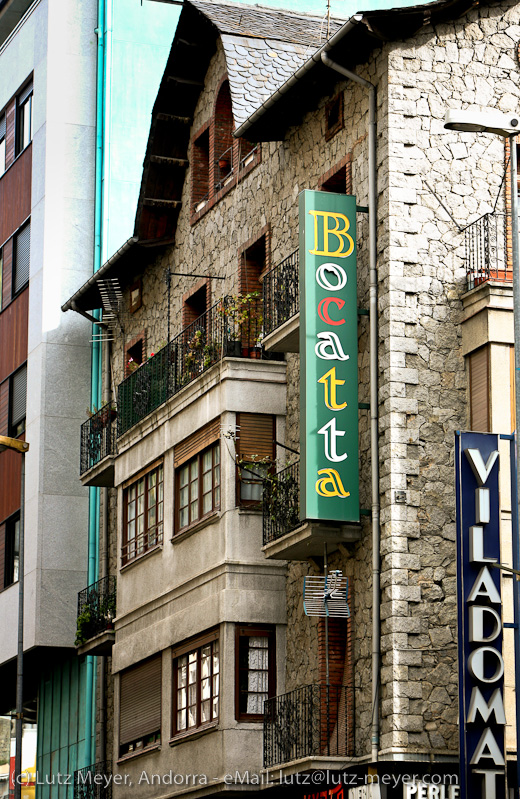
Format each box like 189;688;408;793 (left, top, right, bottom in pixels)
455;432;505;799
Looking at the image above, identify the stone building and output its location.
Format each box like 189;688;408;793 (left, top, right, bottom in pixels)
63;0;520;796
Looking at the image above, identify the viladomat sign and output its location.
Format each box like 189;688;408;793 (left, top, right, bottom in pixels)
455;432;505;799
299;190;359;523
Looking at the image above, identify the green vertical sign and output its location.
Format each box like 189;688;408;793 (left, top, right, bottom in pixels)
299;190;359;523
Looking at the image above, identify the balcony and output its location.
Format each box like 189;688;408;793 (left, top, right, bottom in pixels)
262;460;361;560
262;250;299;353
118;295;280;437
80;404;117;487
76;576;116;656
465;212;511;291
263;684;354;769
74;762;112;799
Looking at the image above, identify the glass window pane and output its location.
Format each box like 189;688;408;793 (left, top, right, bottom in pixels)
180;507;188;528
177;711;186;731
180;466;189;488
201;699;210;723
201;678;210;700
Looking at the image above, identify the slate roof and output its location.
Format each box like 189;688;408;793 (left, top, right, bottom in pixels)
191;0;346;127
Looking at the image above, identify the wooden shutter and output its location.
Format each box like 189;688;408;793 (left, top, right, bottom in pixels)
469;347;489;432
236;413;275;461
119;655;162;746
14;222;30;294
10;364;26;430
174;417;220;467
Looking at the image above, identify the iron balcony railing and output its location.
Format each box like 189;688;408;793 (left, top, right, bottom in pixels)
74;762;112;799
118;295;273;436
465;212;511;290
263;684;354;768
76;576;116;645
263;249;299;337
263;459;300;545
80;404;117;475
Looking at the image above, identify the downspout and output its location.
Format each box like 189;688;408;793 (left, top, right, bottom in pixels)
321;52;380;763
84;0;106;769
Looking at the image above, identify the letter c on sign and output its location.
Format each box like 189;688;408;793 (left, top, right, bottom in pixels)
318;297;345;326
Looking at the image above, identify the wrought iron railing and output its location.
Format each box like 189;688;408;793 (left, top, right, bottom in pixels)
118;295;274;436
263;249;299;337
121;523;163;566
74;762;112;799
80;404;117;474
263;459;300;545
263;684;354;768
76;576;116;645
465;212;510;290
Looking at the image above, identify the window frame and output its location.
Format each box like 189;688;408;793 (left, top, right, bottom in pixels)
0;113;5;175
122;461;164;566
236;413;275;508
8;362;27;439
15;83;32;157
235;625;275;722
172;632;220;737
4;513;20;589
175;441;220;533
13;221;30;297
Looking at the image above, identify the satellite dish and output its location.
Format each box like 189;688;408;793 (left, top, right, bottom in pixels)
303;570;350;618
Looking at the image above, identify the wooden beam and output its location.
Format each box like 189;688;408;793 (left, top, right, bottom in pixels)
143;198;182;208
167;76;203;86
156;112;191;124
150;155;188;167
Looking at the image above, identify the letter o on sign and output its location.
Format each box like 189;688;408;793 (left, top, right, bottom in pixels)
468;646;504;683
316;262;347;291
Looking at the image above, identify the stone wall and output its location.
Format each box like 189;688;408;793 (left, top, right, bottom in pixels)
104;0;520;765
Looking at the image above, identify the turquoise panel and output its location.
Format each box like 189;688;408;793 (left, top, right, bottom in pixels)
36;657;89;799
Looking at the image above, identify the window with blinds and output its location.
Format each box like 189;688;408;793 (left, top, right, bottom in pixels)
9;363;26;437
0;114;5;174
236;413;275;506
14;222;30;294
468;346;490;432
119;655;162;757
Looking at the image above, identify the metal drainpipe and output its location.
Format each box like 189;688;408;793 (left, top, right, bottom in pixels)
321;52;380;763
98;337;111;766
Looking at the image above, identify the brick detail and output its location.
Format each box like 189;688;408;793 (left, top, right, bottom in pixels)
238;225;270;295
182;278;210;327
319;153;353;194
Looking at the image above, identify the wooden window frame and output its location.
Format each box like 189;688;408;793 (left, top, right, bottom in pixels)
175;441;220;533
235;625;275;722
122;462;164;566
119;655;162;758
172;633;220;737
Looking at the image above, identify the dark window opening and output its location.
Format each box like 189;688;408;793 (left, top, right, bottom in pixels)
126;338;144;375
240;236;267;295
321;165;348;194
5;514;20;588
183;284;207;328
214;81;234;190
0;114;5;174
325;93;344;141
192;128;210;212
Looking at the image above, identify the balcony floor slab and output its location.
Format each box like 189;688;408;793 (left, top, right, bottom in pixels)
80;456;115;488
262;521;362;560
263;313;299;353
76;629;115;657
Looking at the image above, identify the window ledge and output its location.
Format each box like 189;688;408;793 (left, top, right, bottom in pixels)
120;544;163;573
169;723;218;747
117;742;161;764
171;512;220;544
